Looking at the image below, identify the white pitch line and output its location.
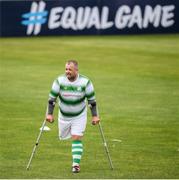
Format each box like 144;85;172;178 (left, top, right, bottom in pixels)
111;139;122;143
40;126;51;131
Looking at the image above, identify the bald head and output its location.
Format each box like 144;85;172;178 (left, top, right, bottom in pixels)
66;60;78;70
65;60;78;81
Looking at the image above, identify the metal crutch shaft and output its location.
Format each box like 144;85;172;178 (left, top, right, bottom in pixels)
98;122;114;170
26;106;48;170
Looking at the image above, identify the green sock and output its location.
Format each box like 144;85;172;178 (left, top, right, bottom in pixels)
72;140;83;166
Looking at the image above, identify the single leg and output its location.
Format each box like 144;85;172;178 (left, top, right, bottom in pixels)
71;135;83;173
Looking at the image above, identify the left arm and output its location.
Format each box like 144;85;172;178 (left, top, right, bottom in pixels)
88;100;100;125
85;79;100;125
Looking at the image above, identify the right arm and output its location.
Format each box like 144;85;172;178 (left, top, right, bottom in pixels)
46;97;56;123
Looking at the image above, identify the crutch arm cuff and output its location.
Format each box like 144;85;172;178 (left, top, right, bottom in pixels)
48;98;56;115
88;100;98;116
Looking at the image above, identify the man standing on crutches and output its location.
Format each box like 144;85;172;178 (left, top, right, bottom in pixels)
46;60;100;173
46;60;114;173
26;60;113;172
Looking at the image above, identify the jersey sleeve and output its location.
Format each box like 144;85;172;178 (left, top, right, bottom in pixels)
49;79;60;99
85;80;96;101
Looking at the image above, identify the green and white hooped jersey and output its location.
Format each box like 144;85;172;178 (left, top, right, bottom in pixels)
49;74;95;120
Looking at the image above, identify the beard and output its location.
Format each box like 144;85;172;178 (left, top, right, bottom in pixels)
66;73;77;81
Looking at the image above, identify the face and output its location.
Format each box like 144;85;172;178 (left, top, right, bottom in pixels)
65;63;78;81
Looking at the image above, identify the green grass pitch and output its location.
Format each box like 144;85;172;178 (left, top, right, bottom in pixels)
0;34;179;179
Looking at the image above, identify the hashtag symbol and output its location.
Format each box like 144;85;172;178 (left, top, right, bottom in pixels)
21;1;48;35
